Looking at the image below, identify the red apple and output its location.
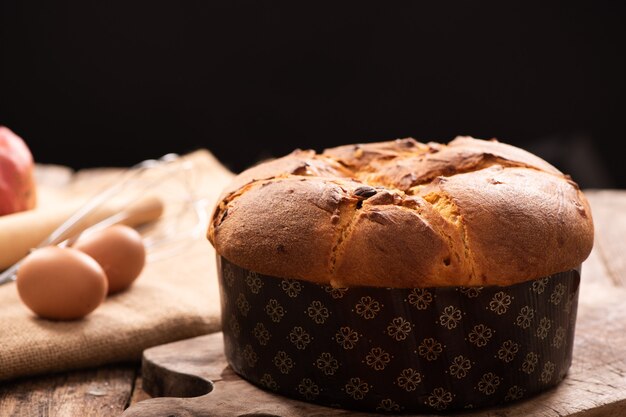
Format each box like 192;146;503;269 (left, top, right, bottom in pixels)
0;126;37;216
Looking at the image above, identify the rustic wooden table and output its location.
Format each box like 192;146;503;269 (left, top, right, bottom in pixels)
1;189;625;417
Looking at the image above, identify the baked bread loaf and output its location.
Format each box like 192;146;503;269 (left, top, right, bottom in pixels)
208;137;594;288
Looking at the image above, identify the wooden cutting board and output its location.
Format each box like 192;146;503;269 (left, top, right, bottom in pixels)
122;191;626;417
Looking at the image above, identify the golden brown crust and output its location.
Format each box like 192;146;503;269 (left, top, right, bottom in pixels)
219;149;352;198
208;136;594;287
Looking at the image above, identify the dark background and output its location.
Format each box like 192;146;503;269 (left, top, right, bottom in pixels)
1;1;624;188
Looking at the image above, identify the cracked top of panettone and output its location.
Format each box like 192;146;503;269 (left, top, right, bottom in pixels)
208;136;594;288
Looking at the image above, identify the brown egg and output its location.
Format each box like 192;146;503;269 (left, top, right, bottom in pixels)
16;246;108;320
74;224;146;294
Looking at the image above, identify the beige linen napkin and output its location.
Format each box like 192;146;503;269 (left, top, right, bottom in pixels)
0;150;234;381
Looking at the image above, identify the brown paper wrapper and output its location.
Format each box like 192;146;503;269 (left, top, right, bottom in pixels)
217;256;580;413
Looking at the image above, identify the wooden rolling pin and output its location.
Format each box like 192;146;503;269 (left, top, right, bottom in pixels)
0;195;164;270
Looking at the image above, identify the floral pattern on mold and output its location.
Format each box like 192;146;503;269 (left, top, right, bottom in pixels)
218;259;579;413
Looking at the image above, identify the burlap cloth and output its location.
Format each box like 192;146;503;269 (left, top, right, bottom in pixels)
0;150;234;381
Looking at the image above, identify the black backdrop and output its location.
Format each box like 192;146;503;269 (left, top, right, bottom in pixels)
1;1;624;188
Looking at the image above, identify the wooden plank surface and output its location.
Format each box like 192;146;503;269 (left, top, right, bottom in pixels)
584;190;626;287
121;190;626;417
0;182;624;417
0;364;153;417
0;365;137;417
